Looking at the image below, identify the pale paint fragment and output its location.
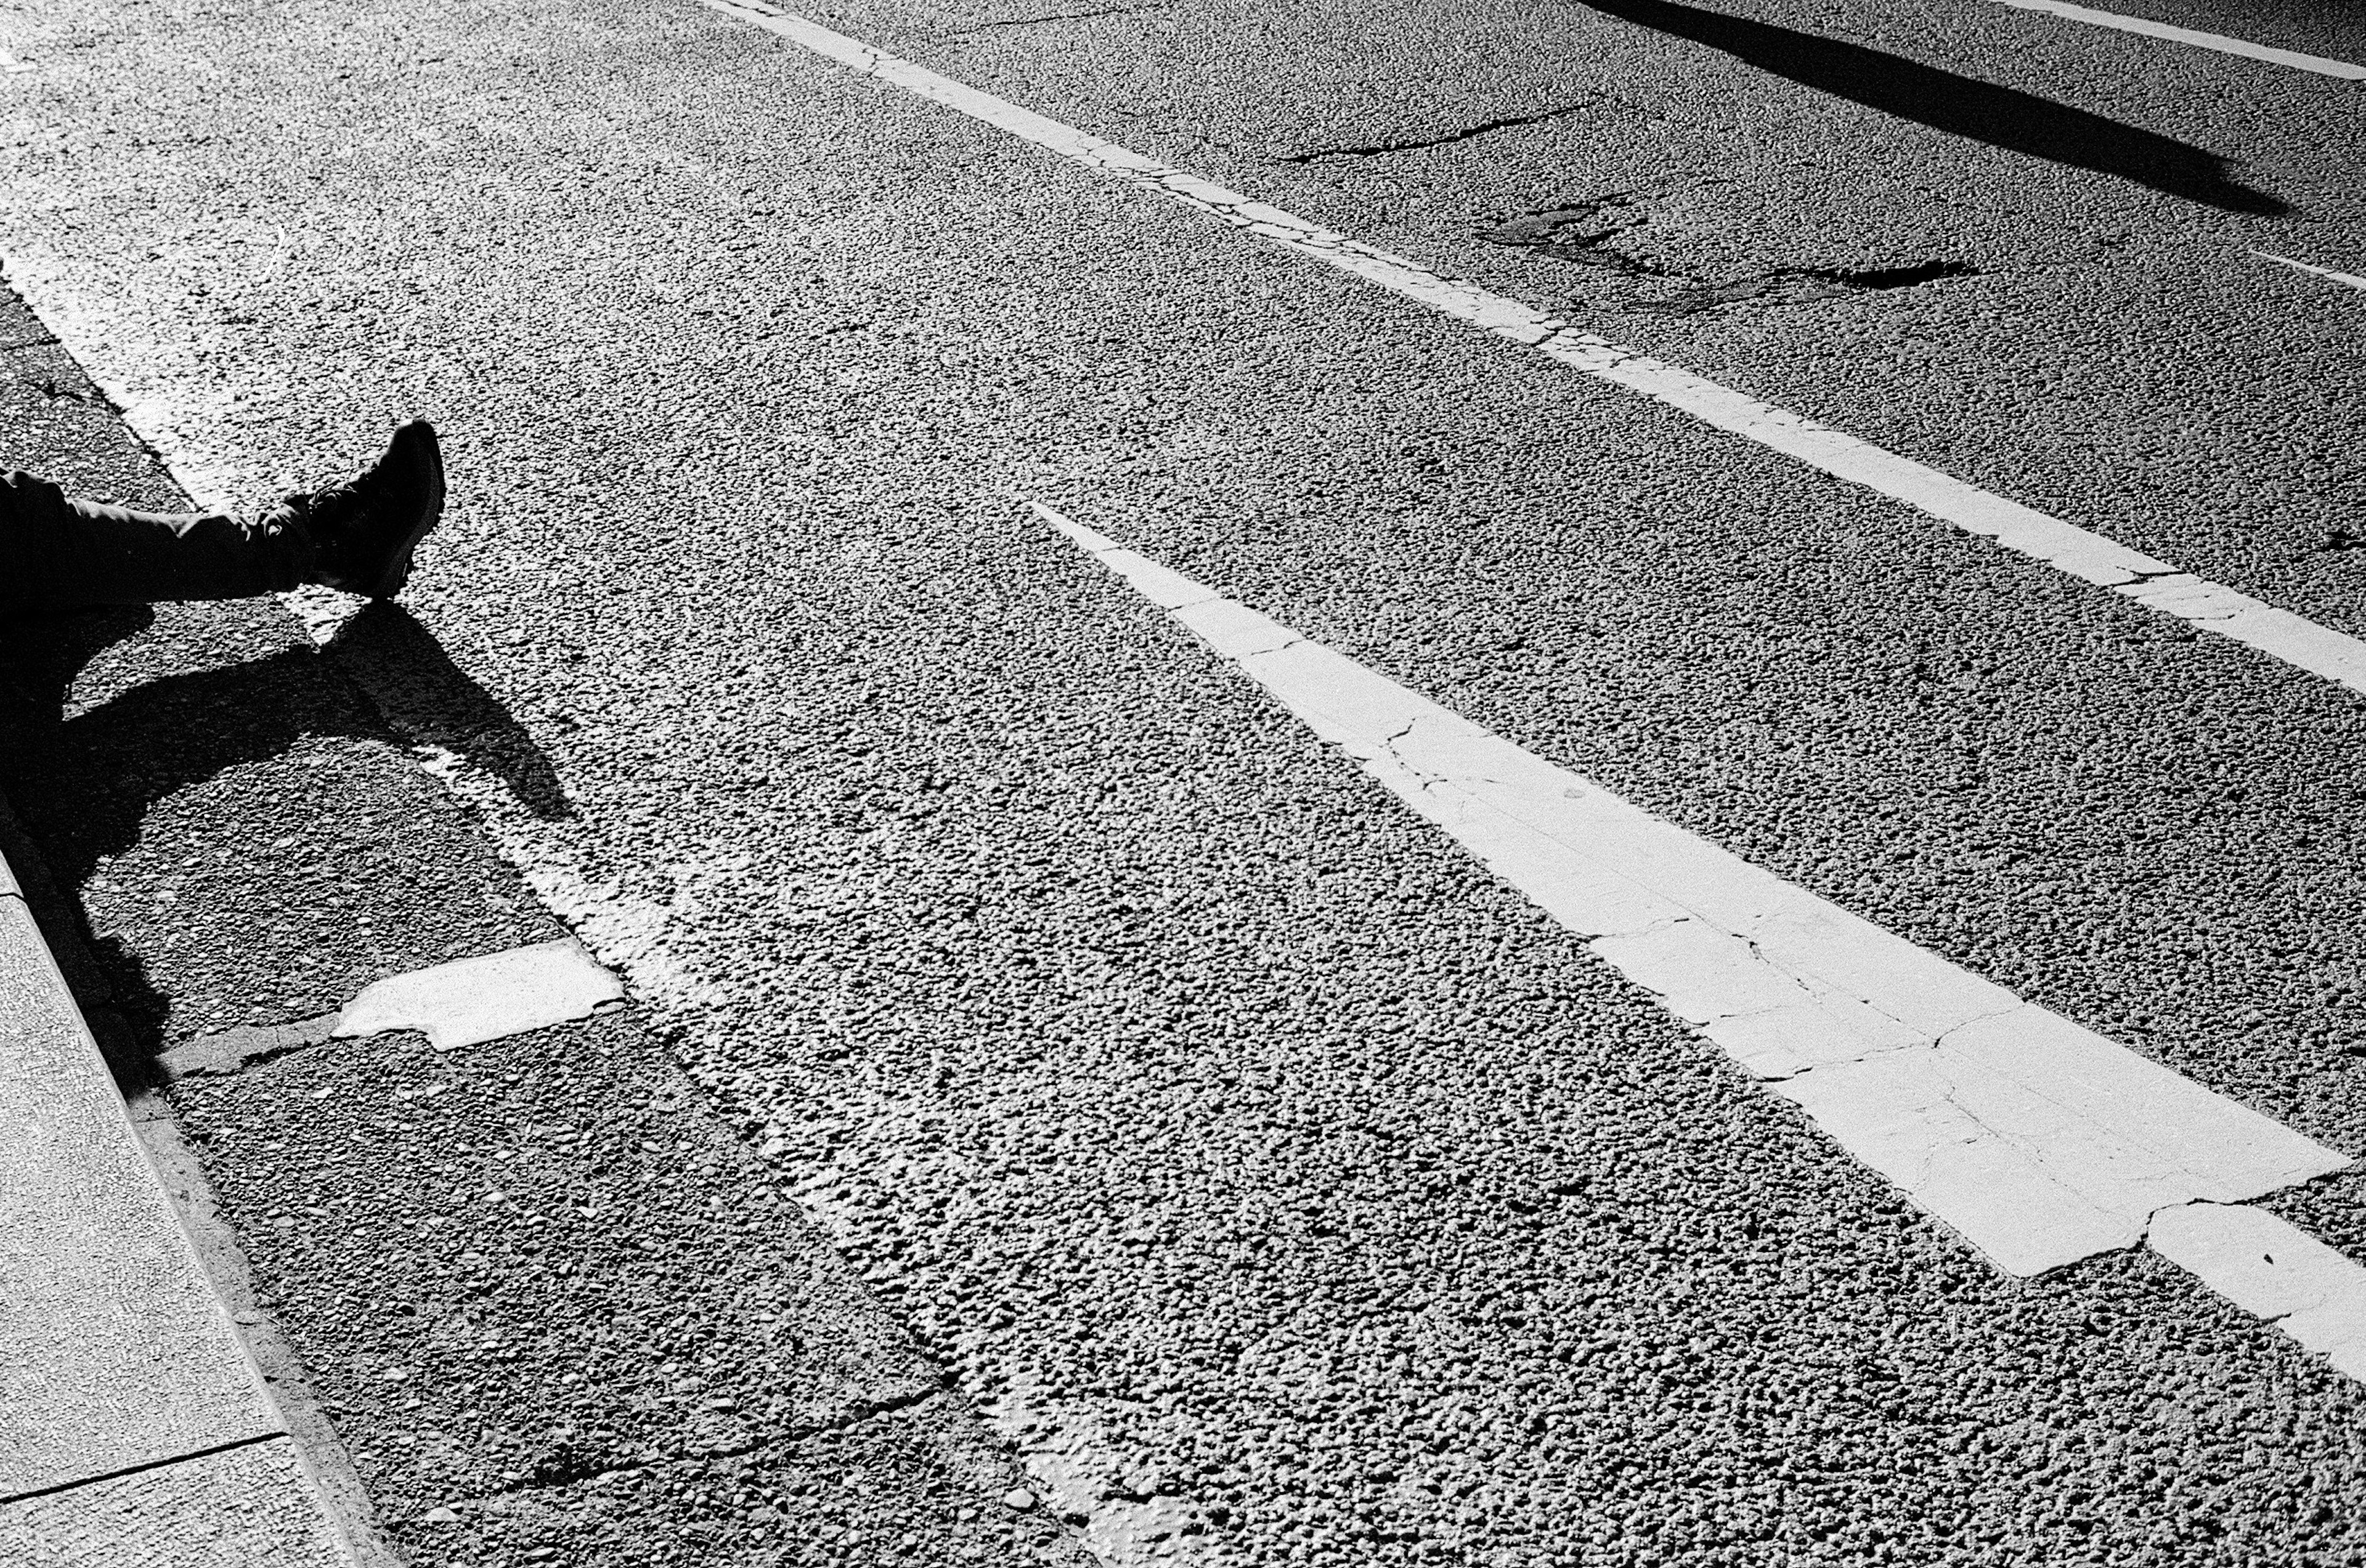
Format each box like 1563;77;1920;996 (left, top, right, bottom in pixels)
2254;250;2366;295
335;938;622;1051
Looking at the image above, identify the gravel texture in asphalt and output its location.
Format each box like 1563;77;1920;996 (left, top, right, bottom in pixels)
0;272;1083;1566
2;0;2365;1564
813;0;2366;635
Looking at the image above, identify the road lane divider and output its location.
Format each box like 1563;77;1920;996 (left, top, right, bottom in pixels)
1991;0;2366;80
2150;1204;2366;1379
699;0;2366;702
2256;250;2366;295
1038;501;2366;1373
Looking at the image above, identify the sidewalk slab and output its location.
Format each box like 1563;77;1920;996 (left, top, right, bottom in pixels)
0;892;274;1492
0;859;343;1563
0;1439;343;1567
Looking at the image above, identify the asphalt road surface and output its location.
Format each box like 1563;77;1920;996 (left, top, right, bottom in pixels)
4;0;2366;1564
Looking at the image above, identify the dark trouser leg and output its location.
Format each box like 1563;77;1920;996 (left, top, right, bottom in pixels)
0;469;314;614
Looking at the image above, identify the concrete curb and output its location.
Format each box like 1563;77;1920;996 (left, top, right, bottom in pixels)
0;787;360;1567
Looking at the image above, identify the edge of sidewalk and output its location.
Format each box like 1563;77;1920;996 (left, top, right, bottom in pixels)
0;781;395;1566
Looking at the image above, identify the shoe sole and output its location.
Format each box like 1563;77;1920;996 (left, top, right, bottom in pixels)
365;421;447;599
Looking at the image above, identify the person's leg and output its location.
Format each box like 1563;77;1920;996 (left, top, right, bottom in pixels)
0;420;444;614
0;469;314;613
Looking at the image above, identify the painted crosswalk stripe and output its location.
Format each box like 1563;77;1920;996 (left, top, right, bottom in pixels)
699;0;2366;702
1039;500;2366;1375
1992;0;2366;80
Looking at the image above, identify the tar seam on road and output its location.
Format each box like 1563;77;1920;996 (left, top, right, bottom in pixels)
1273;101;1598;163
1991;0;2366;80
1037;500;2366;1379
2255;250;2366;295
695;0;2366;705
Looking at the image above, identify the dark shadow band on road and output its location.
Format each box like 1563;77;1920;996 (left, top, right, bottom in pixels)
0;601;571;1082
1572;0;2290;216
1;604;571;835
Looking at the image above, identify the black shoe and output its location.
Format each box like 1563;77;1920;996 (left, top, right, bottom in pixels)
288;420;446;599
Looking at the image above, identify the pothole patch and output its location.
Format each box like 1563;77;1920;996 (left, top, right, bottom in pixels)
1478;193;1977;316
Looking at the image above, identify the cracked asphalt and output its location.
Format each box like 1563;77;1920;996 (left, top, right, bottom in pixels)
4;0;2366;1564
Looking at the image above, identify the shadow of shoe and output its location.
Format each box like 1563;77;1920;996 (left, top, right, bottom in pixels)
323;601;574;823
1576;0;2290;217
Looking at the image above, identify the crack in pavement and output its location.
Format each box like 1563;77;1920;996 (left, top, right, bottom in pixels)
1274;100;1598;163
450;1384;954;1505
1927;1002;2030;1051
1480;198;1979;313
942;3;1169;33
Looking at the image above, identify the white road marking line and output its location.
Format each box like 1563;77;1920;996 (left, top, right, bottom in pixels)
333;939;623;1052
1992;0;2366;80
2151;1204;2366;1378
2255;250;2366;295
1043;501;2365;1360
699;0;2366;703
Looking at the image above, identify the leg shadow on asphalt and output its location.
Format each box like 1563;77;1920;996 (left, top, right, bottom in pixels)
0;600;571;1084
0;603;156;752
1574;0;2291;217
322;601;572;821
0;605;166;1078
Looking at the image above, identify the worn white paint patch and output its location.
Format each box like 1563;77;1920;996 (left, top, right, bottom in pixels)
1993;0;2366;79
985;1376;1208;1567
335;938;622;1050
2150;1204;2366;1381
2255;250;2366;296
1043;503;2352;1281
524;864;728;1014
285;601;729;1021
699;0;2366;699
